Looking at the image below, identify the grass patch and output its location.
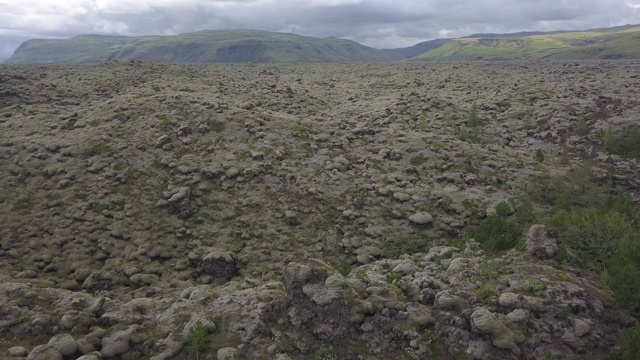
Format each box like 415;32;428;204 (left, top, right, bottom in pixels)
206;119;226;132
409;155;428;166
159;115;173;128
80;140;113;157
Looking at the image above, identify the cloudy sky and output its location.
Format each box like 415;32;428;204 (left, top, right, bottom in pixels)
1;0;640;59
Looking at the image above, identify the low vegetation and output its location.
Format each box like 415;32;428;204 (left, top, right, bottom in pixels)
604;123;640;160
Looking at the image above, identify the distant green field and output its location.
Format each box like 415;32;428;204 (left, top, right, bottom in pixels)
415;26;640;60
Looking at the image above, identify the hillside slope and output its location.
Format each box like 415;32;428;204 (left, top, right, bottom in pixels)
415;25;640;60
5;30;403;64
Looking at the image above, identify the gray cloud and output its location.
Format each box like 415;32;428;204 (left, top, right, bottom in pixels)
1;0;639;59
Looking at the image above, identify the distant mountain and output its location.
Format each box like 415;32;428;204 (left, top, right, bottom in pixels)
386;38;450;58
413;25;640;61
5;30;403;64
6;25;640;65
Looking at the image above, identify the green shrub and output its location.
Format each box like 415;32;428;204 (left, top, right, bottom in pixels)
80;140;113;157
556;244;570;265
468;103;480;127
552;208;633;265
479;259;499;279
315;343;337;360
551;194;640;316
525;277;547;297
467;213;522;252
605;237;640;317
528;162;607;209
386;270;402;284
159;115;172;128
534;149;545;163
409;155;427;166
557;308;570;320
189;321;210;360
604;123;640;159
618;324;640;360
515;201;537;229
475;284;495;300
337;259;352;277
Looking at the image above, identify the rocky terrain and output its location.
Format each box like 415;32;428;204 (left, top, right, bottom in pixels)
0;61;639;360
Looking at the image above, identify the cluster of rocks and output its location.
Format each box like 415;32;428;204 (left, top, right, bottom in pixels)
0;61;638;358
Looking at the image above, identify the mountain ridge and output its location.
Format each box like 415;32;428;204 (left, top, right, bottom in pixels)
5;24;640;64
5;29;403;64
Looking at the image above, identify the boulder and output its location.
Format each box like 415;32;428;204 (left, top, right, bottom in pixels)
196;251;238;282
100;330;130;358
408;212;433;225
8;346;27;357
525;225;558;259
217;347;239;360
470;307;522;354
26;345;62;360
82;271;112;292
47;334;77;356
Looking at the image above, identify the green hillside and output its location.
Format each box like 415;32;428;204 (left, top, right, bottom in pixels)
5;30;403;64
415;25;640;61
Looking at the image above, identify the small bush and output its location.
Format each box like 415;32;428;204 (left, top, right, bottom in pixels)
528;162;606;209
409;155;427;166
557;308;570;320
479;259;499;279
525;277;547;297
552;208;633;265
159;115;172;128
80;140;113;157
605;237;640;317
618;324;640;360
556;244;570;265
189;321;209;360
603;123;640;159
467;213;522;252
386;270;402;284
534;149;545;163
315;343;337;360
475;284;495;300
207;119;226;132
337;259;352;277
515;201;538;230
468;103;480;127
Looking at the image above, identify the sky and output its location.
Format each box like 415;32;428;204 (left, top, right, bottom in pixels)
1;0;640;59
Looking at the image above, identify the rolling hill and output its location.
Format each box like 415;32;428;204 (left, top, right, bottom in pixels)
4;30;403;64
414;25;640;61
5;24;640;64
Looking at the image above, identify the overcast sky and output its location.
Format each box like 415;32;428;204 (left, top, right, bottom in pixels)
1;0;640;59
